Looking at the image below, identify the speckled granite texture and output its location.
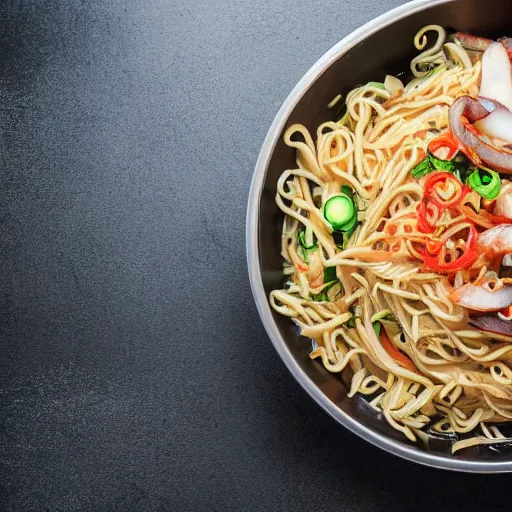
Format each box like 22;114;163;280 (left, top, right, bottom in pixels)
0;1;510;511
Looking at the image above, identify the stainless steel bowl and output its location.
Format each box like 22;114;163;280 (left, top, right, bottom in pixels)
247;0;512;473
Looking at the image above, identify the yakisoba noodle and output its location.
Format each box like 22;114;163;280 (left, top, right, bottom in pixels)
270;26;512;453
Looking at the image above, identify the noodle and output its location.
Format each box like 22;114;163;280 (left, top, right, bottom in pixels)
270;26;512;453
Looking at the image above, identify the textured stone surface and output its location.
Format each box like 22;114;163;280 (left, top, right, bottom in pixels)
0;0;510;511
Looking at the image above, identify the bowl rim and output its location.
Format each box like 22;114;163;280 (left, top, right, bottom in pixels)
246;0;512;473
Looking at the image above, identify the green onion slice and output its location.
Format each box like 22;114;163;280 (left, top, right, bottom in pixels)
298;225;317;250
323;266;337;284
366;82;386;90
466;168;502;200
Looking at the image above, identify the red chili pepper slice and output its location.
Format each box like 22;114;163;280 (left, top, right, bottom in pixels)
424;172;470;209
417;200;441;233
380;329;416;372
425;239;444;255
417;173;470;234
420;223;479;273
491;214;512;226
428;132;461;160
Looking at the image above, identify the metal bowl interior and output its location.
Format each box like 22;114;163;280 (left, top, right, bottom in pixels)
247;0;512;472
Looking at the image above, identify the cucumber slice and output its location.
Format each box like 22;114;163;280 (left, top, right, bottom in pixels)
324;195;356;232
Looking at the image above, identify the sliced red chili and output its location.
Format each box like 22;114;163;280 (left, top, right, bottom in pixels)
428;132;461;160
417;200;441;233
491;214;512;226
380;330;416;372
420;223;479;273
424;172;470;209
425;239;444;255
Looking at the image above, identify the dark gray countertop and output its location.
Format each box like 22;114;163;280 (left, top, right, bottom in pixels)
0;1;509;510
